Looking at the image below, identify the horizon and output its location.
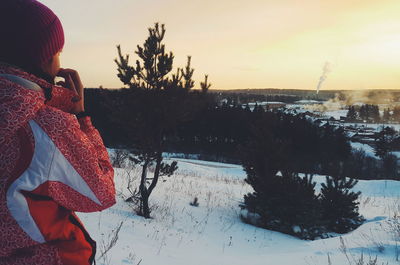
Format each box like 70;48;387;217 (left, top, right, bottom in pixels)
41;0;400;91
89;87;400;92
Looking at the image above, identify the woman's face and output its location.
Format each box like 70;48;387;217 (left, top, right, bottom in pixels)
41;51;61;79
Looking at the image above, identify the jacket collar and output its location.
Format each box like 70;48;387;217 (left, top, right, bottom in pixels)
0;62;76;113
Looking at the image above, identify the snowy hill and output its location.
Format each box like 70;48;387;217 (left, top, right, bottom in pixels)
78;158;400;265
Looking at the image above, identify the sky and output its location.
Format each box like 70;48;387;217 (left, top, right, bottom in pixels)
41;0;400;91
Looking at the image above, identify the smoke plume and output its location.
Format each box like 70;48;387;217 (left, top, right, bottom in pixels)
305;90;398;114
316;62;331;94
341;90;395;106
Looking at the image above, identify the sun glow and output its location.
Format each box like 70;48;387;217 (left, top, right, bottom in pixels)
41;0;400;90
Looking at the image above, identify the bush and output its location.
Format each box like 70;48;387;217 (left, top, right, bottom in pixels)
240;117;363;239
242;172;326;239
242;173;364;239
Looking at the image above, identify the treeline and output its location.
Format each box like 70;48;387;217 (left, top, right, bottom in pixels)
214;92;302;105
86;87;400;181
215;88;337;101
87;88;354;175
382;106;400;123
347;104;400;123
347;149;399;180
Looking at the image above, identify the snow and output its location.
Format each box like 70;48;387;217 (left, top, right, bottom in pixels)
350;141;400;159
350;142;378;158
295;100;323;104
248;101;285;105
324;110;348;120
167;157;246;180
77;159;400;265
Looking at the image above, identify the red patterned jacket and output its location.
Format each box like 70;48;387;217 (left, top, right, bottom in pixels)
0;64;116;265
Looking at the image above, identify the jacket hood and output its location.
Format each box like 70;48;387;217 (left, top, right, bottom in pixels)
0;63;77;145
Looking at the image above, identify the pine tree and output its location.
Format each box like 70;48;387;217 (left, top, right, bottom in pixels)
346;106;357;122
371;105;380;123
200;74;211;94
242;171;322;239
240;117;324;239
393;107;400;122
358;104;380;122
240;113;358;239
181;56;194;90
359;105;367;121
320;175;364;233
115;23;209;218
374;126;396;159
383;108;391;122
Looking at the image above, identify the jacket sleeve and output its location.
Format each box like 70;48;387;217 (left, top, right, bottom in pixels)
33;107;116;212
78;116;112;168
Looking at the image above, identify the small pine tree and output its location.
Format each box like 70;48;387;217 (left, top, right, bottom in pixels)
346;106;357;122
320;176;364;233
115;23;210;218
393;107;400;122
374;126;396;159
371;105;380;123
383;108;391;122
242;171;323;239
359;105;367;121
181;56;195;90
200;75;211;94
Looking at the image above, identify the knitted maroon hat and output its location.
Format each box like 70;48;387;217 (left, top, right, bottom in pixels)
0;0;64;67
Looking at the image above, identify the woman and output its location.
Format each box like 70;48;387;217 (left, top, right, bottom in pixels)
0;0;116;264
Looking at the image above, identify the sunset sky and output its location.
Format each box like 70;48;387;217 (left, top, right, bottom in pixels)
41;0;400;91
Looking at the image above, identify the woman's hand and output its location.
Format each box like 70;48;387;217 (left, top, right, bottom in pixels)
56;68;85;114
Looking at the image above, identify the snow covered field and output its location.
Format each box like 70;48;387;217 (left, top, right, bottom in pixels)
77;158;400;265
